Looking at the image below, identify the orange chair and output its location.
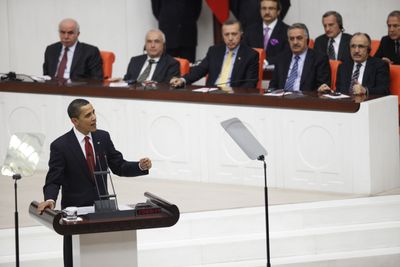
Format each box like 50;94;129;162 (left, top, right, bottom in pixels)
100;51;115;79
253;48;266;91
174;57;190;76
389;64;400;117
370;40;380;56
308;39;315;49
329;60;342;90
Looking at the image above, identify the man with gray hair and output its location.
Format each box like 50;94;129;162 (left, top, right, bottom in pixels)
314;11;352;62
269;23;330;91
375;10;400;65
124;29;180;83
43;18;103;80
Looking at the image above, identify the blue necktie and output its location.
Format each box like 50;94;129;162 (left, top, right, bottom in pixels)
284;55;300;91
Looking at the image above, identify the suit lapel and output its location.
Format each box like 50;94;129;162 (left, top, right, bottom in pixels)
300;50;313;88
50;43;63;76
134;56;147;80
362;58;372;86
281;53;292;87
152;55;166;81
70;42;81;77
231;46;244;81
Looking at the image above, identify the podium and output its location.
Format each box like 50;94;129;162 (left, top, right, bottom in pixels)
29;192;180;267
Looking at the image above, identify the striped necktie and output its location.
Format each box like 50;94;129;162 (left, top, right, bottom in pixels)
328;38;336;60
349;63;362;94
284;55;300;91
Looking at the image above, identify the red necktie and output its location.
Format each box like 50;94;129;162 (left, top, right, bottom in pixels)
84;136;95;175
56;47;69;79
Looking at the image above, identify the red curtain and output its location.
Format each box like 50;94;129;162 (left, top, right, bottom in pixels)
205;0;229;23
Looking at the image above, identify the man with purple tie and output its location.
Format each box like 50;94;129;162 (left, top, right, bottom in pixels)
243;0;289;65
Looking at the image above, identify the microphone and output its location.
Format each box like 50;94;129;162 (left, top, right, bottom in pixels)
1;72;22;82
125;79;137;85
92;153;118;212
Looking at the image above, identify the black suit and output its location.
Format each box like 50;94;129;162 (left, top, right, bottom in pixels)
374;36;400;65
43;41;103;80
151;0;202;62
270;49;331;91
314;33;352;62
123;54;180;83
183;44;259;88
43;129;148;267
243;20;289;64
336;57;390;95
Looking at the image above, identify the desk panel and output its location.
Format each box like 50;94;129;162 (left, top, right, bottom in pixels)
0;82;398;194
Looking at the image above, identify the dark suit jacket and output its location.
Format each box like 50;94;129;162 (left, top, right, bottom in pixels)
43;129;148;209
243;20;289;64
184;44;259;88
336;57;390;95
269;49;331;91
314;33;352;62
229;0;291;31
151;0;202;49
43;41;103;80
374;35;400;65
123;54;180;83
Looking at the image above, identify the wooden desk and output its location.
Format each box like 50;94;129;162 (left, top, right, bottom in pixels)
1;80;398;194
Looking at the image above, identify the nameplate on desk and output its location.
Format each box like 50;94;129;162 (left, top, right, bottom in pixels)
264;89;293;96
192;87;219;93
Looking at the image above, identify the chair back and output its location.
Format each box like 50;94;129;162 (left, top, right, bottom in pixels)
253;48;266;90
370;40;380;56
308;39;315;49
329;60;342;90
174;57;190;76
100;51;116;79
389;64;400;115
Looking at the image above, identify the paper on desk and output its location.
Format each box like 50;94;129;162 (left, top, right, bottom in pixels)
264;90;293;96
109;81;129;87
322;93;350;99
192;87;219;93
76;204;134;215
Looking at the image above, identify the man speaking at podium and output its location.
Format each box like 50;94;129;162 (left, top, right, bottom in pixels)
37;98;152;267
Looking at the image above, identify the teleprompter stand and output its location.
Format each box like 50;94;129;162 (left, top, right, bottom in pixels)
221;117;271;267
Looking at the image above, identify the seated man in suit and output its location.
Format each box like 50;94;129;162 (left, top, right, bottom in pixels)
243;0;289;65
314;11;352;62
269;23;331;91
374;10;400;65
170;19;259;89
335;33;390;95
124;29;180;83
37;98;152;267
43;18;103;80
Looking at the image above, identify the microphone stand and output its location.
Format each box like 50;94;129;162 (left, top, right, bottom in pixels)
258;155;271;267
13;173;21;267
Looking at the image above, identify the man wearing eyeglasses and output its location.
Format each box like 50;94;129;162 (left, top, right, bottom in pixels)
335;33;390;95
43;18;103;80
374;10;400;65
